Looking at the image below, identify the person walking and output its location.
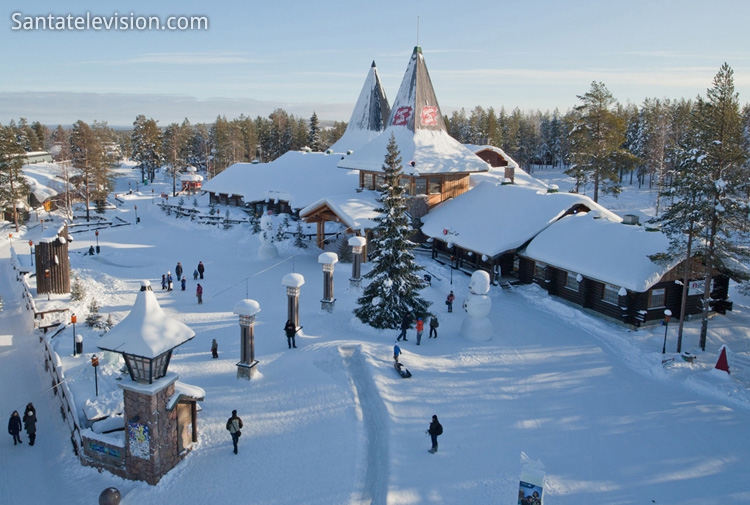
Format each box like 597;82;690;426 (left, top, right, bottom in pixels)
226;410;243;454
193;269;199;281
429;316;439;338
211;339;219;359
167;272;173;292
393;342;401;363
196;283;203;304
23;406;37;446
197;261;205;279
397;313;410;342
161;274;167;290
175;262;183;281
415;317;424;345
8;411;22;445
427;414;443;454
446;291;455;312
284;319;297;348
181;277;186;291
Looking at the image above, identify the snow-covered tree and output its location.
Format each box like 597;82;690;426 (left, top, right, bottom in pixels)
131;115;163;183
0;123;30;232
70;120;108;222
354;133;430;329
308;112;322;152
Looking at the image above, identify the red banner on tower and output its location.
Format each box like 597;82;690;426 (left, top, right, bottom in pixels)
421;106;439;126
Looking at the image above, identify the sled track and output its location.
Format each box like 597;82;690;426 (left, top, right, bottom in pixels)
339;345;389;505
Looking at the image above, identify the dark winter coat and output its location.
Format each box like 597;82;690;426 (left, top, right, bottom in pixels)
226;415;243;434
428;418;442;437
8;413;22;436
400;315;411;330
23;411;37;435
175;263;183;279
284;321;296;338
430;317;439;329
197;262;205;275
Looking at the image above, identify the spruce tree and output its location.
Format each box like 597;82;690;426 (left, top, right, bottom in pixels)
354;133;430;329
0;124;30;232
308;112;322;152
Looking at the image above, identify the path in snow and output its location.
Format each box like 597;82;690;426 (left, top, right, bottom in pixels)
339;345;389;505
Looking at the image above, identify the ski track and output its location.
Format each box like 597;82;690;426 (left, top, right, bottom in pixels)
339;345;389;505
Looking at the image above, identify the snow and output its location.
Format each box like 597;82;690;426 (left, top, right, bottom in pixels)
318;252;339;265
421;181;621;258
281;272;305;288
233;299;261;317
2;164;750;505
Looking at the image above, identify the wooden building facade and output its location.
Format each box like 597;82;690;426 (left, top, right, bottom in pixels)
358;170;470;209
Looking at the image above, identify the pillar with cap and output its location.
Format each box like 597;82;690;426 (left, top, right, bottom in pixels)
233;299;260;379
318;252;338;312
281;273;304;329
348;236;367;288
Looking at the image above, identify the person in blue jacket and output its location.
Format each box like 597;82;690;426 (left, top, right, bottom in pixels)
393;342;401;362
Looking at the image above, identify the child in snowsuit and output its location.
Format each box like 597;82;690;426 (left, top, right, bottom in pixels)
211;339;219;359
161;274;167;290
196;284;203;304
167;272;173;291
415;317;424;345
193;269;199;280
181;277;186;291
393;342;401;362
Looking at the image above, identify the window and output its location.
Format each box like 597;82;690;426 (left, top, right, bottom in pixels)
363;173;374;190
400;176;412;195
428;177;441;195
602;283;621;305
565;272;580;291
415;177;427;195
649;288;666;308
534;262;547;278
375;174;385;190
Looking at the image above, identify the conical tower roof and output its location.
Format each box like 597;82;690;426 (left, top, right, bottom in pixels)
97;281;195;358
338;47;488;175
329;61;390;153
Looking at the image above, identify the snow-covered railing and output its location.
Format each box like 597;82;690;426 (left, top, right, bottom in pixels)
9;247;38;316
41;331;84;457
726;347;750;381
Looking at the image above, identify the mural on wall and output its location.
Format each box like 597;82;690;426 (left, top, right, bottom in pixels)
128;422;150;459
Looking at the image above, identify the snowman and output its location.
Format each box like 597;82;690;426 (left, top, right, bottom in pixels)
461;270;493;341
258;213;279;259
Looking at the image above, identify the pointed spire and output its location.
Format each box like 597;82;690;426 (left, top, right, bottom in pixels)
338;48;489;175
388;45;447;133
329;61;391;153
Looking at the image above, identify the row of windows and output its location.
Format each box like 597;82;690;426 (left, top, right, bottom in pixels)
535;262;665;308
362;173;442;195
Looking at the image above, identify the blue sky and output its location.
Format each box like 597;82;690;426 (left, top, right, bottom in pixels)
2;0;749;126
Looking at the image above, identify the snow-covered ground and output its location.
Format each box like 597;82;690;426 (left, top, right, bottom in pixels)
1;164;750;505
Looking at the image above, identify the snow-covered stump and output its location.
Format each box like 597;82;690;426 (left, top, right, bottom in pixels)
461;270;494;342
233;299;261;380
318;252;338;313
282;273;305;330
348;236;367;288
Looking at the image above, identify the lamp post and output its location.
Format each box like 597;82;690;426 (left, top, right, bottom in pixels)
95;230;100;254
8;233;12;247
450;255;455;285
134;205;139;224
71;314;77;356
44;269;50;300
29;240;33;266
91;355;99;396
661;309;672;354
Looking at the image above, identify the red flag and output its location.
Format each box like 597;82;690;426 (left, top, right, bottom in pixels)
715;346;730;374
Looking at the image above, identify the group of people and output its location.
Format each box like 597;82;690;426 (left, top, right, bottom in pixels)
160;261;205;303
7;403;37;446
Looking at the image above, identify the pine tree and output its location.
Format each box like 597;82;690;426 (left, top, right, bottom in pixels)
70;120;107;222
354;133;430;329
0;124;30;232
131;115;163;183
308;112;322;152
293;220;308;248
85;299;102;327
70;275;86;301
654;63;749;351
566;82;638;201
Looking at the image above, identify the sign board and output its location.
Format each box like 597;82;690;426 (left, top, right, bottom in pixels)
518;464;545;504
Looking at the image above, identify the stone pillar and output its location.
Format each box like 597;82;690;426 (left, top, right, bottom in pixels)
121;375;178;486
281;273;305;329
318;252;338;313
348;236;367;288
233;299;261;380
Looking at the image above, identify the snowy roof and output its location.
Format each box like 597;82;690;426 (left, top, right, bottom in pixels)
167;381;206;410
201;151;360;209
318;252;339;265
281;273;305;288
328;61;390;153
97;281;196;358
299;190;381;235
180;173;203;182
338;47;489;175
521;212;674;292
420;182;621;258
23;163;66;204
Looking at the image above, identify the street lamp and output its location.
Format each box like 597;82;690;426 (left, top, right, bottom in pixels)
29;240;33;266
91;355;99;396
134;205;139;224
71;314;77;355
95;230;100;254
661;309;672;354
44;269;50;301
